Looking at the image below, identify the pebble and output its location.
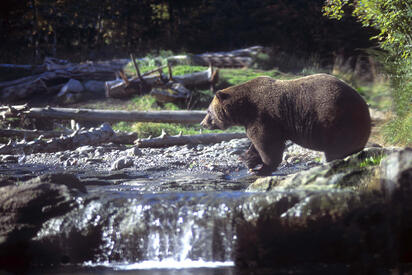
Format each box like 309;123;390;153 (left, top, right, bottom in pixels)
126;147;142;157
111;157;134;170
13;137;323;181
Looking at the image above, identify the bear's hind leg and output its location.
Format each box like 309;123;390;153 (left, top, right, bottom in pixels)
240;144;263;169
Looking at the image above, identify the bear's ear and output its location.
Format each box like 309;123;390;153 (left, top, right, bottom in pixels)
216;91;230;102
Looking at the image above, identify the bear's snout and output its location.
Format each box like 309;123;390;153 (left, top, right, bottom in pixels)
200;113;216;129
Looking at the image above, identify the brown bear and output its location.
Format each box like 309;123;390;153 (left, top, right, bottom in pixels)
200;74;371;175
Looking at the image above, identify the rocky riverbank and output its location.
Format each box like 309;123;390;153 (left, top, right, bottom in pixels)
0;138;323;191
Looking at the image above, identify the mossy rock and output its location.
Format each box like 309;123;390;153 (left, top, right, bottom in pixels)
246;147;399;192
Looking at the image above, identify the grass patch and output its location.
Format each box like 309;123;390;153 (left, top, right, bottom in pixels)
112;121;243;138
383;113;412;146
356;81;392;111
359;154;384;168
125;59;207;78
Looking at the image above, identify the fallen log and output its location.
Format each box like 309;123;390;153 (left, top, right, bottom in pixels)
173;65;217;88
112;131;138;145
1;105;207;124
0;123;114;155
136;131;247;148
0;128;71;140
0;127;137;145
105;70;165;98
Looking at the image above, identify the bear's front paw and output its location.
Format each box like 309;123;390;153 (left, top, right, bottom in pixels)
240;144;263;169
249;164;274;176
240;153;262;169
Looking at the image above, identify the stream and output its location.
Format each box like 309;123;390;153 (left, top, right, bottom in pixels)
2;138;336;274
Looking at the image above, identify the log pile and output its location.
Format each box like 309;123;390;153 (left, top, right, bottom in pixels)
0;46;259;103
105;55;218;100
0;57;128;102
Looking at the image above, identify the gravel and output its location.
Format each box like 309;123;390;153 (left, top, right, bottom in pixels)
1;138;324;191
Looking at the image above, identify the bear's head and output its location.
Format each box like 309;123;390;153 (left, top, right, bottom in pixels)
200;91;234;130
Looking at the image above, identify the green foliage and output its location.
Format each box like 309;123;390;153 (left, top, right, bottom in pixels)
356;82;392;110
383;112;412;145
323;0;412;146
359;154;384;168
323;0;412;58
130;95;159;110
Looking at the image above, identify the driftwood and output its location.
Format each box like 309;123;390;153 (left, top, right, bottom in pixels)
136;130;247;148
105;67;167;98
0;123;114;155
0;128;71;140
0;127;137;145
1;105;206;124
0;58;128;102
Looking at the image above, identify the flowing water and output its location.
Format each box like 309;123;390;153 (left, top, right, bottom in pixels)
32;180;285;274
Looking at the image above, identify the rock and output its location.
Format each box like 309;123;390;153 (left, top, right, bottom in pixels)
380;148;412;198
76;145;95;155
0;179;77;272
237;147;412;270
379;148;412;264
59;79;84;94
26;173;87;193
246;147;396;192
111;157;134;170
57;79;84;104
126;146;142;157
235;189;397;271
83;80;105;95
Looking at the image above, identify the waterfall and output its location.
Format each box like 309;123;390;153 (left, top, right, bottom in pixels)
34;189;271;269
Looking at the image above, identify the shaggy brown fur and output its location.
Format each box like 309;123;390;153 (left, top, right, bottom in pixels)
200;74;371;175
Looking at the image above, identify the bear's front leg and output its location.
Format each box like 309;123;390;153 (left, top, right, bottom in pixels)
246;127;285;176
239;143;263;169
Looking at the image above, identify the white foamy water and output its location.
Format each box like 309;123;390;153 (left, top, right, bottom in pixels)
84;259;234;270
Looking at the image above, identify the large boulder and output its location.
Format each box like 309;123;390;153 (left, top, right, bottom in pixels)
247;147;397;192
0;173;83;272
236;148;412;271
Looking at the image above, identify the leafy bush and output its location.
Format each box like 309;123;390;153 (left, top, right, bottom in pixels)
323;0;412;146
